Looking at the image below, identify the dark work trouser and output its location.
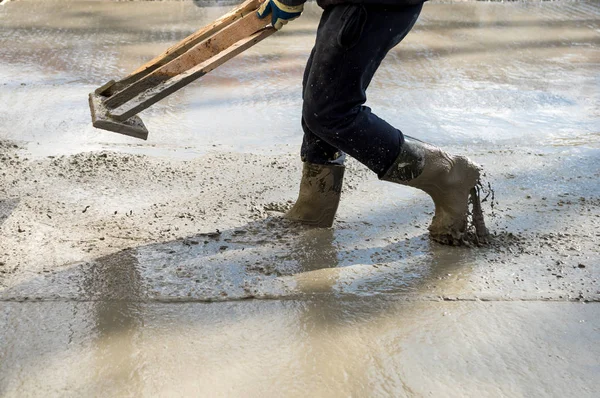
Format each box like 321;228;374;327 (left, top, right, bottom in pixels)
300;3;423;176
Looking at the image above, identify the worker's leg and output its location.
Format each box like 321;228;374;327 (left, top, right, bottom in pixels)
284;41;346;228
301;3;488;243
302;3;422;175
300;46;344;165
285;4;421;227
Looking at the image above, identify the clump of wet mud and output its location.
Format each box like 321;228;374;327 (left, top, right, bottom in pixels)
0;139;21;150
0;140;24;164
458;178;497;247
45;151;151;178
0;140;27;195
263;201;293;213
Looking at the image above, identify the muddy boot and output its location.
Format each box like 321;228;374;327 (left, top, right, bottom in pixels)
285;162;345;228
381;139;488;245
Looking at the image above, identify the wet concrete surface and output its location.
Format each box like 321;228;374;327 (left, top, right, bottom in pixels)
2;300;599;397
1;0;600;396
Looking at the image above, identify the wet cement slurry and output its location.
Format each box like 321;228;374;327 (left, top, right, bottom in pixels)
1;0;600;396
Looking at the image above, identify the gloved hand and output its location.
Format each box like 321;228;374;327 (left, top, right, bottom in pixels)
257;0;304;30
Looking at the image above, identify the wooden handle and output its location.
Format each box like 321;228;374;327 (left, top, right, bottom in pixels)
109;27;276;122
100;0;263;95
104;8;272;109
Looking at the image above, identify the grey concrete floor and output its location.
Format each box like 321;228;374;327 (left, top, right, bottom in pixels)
1;0;599;397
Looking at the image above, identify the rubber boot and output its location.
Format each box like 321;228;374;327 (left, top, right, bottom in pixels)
381;139;487;244
285;162;345;228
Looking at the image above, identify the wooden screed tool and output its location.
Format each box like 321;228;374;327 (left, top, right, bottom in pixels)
88;0;275;140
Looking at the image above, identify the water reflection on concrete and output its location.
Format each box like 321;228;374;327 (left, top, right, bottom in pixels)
85;249;143;396
1;298;599;396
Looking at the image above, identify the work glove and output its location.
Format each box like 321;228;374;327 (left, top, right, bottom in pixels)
257;0;304;30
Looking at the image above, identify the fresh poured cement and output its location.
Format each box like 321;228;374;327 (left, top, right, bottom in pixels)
1;0;599;396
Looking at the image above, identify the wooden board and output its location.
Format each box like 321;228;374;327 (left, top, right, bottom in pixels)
108;28;275;121
104;10;271;109
99;0;262;96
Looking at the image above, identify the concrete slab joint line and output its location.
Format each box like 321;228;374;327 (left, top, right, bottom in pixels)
1;296;600;303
